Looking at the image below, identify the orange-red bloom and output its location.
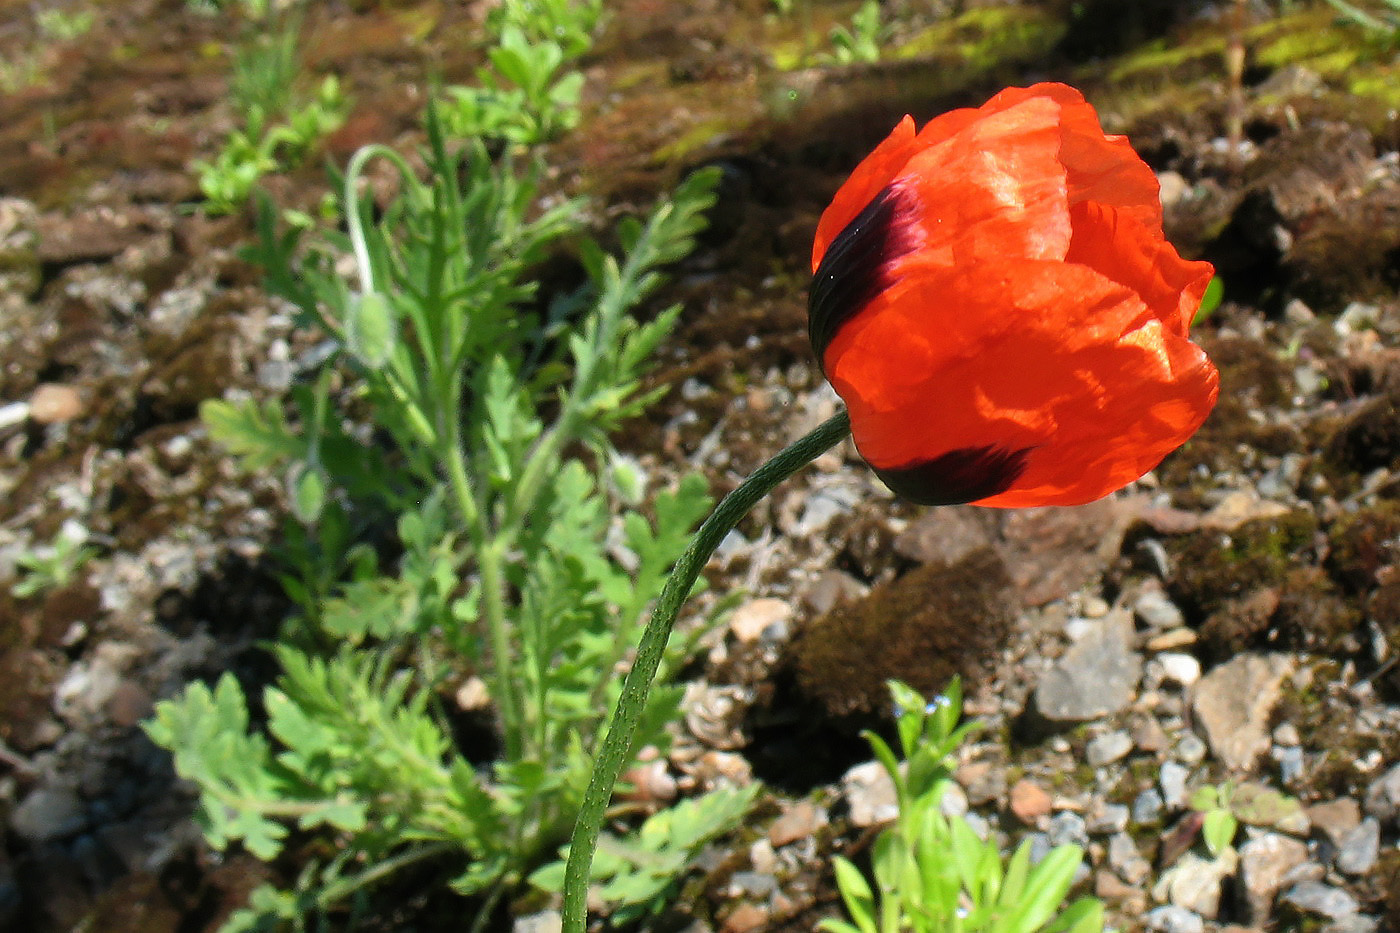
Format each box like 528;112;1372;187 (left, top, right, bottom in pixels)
810;83;1219;508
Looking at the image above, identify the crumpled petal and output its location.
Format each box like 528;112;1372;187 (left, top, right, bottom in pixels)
809;83;1219;508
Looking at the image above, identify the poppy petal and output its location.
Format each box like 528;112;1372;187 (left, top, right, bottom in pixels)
812;115;919;272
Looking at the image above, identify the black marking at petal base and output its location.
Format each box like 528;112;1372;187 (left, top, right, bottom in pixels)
874;445;1033;506
809;184;916;368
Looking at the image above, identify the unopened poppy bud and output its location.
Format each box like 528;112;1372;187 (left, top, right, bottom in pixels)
810;83;1219;508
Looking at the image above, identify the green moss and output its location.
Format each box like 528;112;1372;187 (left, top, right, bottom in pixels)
1168;510;1319;620
1107;35;1226;84
892;6;1066;72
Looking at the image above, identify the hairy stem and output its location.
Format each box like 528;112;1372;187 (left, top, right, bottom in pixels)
561;408;852;930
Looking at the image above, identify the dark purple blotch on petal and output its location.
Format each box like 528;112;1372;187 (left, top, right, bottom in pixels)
875;445;1033;506
809;183;917;368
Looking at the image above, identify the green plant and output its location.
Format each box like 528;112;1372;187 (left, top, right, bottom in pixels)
827;0;890;65
1322;0;1400;35
36;7;96;40
149;103;732;929
11;520;98;599
532;783;762;924
442;26;585;145
488;0;604;58
1190;782;1240;859
819;681;1105;933
194;7;348;214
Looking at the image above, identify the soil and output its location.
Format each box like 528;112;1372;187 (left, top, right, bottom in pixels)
3;0;1400;931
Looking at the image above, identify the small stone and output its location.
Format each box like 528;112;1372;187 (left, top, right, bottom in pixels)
513;911;562;933
1363;763;1400;822
892;508;992;567
10;784;85;842
1144;905;1206;933
800;570;868;615
1154;849;1237;918
1010;778;1053;825
1335;818;1380;876
105;680;153;729
1132;715;1171;753
1048;812;1089;849
722;902;768;933
1134;589;1185;631
768;800;826;848
956;760;1005;806
1273;723;1301;746
1108;831;1152;884
1133;788;1165;825
1309;798;1362;847
1174;732;1208;764
1158;653;1202;687
1239;832;1309;924
1275;745;1304;783
1147;628;1199;651
1281;881;1359;921
1086;801;1130;835
29;383;84;425
1087;731;1133;767
1191;653;1293;772
728;598;792;644
1032;611;1142;723
1161;762;1191;810
843;760;897;828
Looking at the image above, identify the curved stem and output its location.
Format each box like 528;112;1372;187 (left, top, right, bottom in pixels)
561;408;852;931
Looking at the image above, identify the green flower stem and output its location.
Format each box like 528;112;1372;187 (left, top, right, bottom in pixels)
561;407;852;931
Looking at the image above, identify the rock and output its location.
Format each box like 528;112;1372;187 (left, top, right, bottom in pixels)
1134;789;1165;825
1308;798;1362;847
1274;745;1304;783
768;800;826;848
1144;905;1206;933
514;911;562;933
1158;653;1202;687
1201;491;1293;531
799;570;867;615
1161;762;1191;810
1010;778;1053;825
1132;715;1171;753
956;760;1005;806
1322;917;1380;933
842;760;897;828
1363;763;1400;822
28;383;84;424
1153;849;1238;918
1086;801;1130;835
105;679;154;729
1280;881;1359;921
1031;610;1141;723
1272;723;1300;746
35;208;152;265
1335;818;1379;876
1147;628;1199;651
1239;832;1309;924
728;598;792;644
997;499;1138;605
1174;733;1208;764
1048;812;1089;849
1191;653;1293;772
1108;831;1152;884
1087;731;1133;767
1135;589;1186;630
892;507;992;567
722;902;768;933
10;784;86;843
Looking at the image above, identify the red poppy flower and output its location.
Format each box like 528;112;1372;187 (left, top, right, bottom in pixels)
810;83;1219;508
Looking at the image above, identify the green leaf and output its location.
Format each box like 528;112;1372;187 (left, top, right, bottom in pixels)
201;396;304;471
